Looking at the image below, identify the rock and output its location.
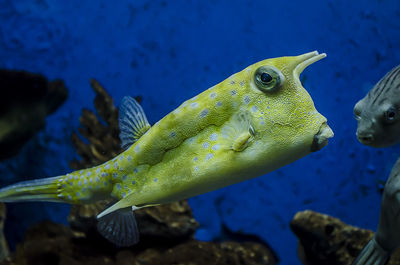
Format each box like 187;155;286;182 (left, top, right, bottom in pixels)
132;240;276;265
4;221;275;265
0;204;8;261
0;70;68;160
290;210;400;265
135;200;199;241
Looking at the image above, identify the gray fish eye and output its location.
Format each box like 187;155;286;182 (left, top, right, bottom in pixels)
384;107;397;123
254;66;282;92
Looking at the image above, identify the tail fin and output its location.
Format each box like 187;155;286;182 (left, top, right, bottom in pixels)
351;238;390;265
0;176;63;203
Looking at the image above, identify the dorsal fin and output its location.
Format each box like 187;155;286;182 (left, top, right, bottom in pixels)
119;96;151;149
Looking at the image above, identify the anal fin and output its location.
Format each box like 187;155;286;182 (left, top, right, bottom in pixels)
97;207;139;247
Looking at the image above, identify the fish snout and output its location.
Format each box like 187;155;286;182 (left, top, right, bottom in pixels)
356;131;375;145
311;122;334;152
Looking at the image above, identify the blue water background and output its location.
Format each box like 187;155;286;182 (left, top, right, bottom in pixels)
0;1;399;264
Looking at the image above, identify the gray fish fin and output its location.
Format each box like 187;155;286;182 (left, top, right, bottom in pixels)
221;110;255;152
119;96;151;149
351;238;390;265
97;206;139;246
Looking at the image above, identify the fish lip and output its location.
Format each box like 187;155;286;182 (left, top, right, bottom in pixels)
311;122;334;152
294;51;327;77
356;132;375;145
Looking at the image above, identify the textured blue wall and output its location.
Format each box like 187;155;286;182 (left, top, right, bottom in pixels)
0;0;399;264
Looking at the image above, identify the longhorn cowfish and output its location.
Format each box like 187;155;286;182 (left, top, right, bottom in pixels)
0;51;333;246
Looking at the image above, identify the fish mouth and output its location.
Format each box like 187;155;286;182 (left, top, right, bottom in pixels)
311;122;334;152
293;51;327;78
356;132;375;146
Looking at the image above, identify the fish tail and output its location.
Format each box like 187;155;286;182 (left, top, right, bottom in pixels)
0;176;64;203
351;238;390;265
0;163;117;204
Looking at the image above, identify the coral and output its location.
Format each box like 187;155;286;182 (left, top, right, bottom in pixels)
69;79;121;169
290;210;400;265
0;70;68;160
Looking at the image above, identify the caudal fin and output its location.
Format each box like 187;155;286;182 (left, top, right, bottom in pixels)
351;238;390;265
0;176;63;203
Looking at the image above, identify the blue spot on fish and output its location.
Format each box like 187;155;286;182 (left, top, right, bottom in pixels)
134;144;140;153
209;133;218;141
212;144;220;151
244;96;250;104
200;109;209;118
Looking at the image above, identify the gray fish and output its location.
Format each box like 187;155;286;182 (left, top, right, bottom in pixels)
354;65;400;147
352;158;400;265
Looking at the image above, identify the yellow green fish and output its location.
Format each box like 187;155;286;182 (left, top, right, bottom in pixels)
0;51;333;246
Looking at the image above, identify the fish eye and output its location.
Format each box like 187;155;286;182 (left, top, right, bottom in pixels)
384;107;397;123
254;66;283;93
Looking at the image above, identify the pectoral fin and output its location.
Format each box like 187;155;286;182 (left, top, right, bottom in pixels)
221;111;255;152
97;207;139;246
